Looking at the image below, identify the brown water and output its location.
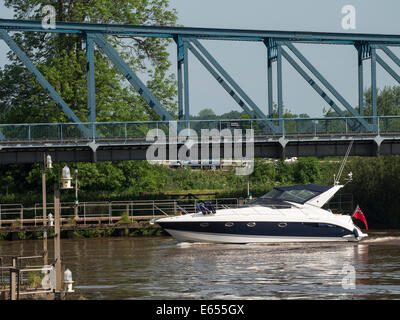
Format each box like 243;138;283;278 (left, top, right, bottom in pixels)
1;231;400;300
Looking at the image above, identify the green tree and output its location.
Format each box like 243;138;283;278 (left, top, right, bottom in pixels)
274;160;295;184
363;86;400;132
293;157;321;184
197;108;217;119
322;85;400;133
364;86;400;116
0;168;14;196
0;0;178;124
250;159;276;185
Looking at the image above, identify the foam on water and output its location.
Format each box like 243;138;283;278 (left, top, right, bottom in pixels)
362;236;400;243
176;241;214;248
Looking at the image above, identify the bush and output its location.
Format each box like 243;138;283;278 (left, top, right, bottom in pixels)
117;212;131;224
294;157;321;184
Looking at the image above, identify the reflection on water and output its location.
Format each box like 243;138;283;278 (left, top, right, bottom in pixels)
1;231;400;300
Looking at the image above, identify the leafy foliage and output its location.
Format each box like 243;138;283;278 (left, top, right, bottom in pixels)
293;158;321;184
1;0;178;123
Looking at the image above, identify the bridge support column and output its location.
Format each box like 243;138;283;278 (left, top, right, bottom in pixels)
278;137;288;160
176;36;184;121
277;44;283;131
357;47;364;116
86;34;96;124
374;136;383;156
183;40;190;126
266;41;274;118
371;47;378;129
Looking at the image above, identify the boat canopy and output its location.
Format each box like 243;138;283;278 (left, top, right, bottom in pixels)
260;184;333;204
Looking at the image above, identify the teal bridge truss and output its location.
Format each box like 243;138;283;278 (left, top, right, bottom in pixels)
2;19;400;163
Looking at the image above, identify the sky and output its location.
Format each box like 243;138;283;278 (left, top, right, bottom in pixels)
1;0;400;117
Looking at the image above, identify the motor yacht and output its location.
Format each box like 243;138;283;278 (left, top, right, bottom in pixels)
155;183;368;243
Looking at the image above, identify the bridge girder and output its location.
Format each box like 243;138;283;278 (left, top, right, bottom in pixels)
2;19;400;143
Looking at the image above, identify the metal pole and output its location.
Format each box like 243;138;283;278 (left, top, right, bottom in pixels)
247;175;250;198
20;206;23;227
74;168;79;219
53;183;62;293
10;257;17;300
17;270;20;300
42;154;48;266
109;202;112;224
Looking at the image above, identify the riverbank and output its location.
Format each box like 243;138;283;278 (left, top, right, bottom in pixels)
0;223;166;241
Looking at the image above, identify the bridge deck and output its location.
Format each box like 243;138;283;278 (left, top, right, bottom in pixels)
1;118;400;162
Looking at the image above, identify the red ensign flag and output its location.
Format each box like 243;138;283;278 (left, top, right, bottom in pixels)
353;206;368;230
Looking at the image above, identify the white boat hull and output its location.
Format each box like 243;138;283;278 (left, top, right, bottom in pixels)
164;229;359;244
156;183;369;244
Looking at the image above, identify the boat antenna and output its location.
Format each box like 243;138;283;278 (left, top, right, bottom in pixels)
334;140;354;185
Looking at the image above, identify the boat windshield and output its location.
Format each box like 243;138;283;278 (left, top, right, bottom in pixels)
260;184;331;204
262;189;318;203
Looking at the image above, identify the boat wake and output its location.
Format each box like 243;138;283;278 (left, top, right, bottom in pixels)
362;236;400;244
176;242;215;248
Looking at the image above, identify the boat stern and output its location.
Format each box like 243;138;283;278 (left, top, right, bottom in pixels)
353;226;368;241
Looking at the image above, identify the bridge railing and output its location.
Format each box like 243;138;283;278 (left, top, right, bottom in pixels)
1;116;400;143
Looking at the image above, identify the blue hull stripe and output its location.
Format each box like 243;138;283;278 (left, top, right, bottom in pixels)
157;221;352;238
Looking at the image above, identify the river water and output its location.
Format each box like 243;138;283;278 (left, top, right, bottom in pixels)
1;231;400;300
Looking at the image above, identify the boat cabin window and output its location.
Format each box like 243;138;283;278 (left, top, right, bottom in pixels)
277;189;318;203
261;186;323;204
261;189;281;199
245;184;331;206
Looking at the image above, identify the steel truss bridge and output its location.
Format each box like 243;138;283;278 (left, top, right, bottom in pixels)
2;19;400;163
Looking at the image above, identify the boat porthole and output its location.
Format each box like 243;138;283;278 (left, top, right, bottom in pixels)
247;222;256;228
225;222;234;227
278;222;287;228
200;223;209;227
